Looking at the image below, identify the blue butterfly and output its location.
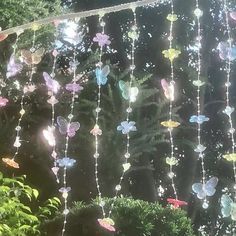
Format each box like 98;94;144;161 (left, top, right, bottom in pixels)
95;65;110;86
117;121;137;134
221;194;236;221
192;177;218;199
189;115;209;124
57;157;76;168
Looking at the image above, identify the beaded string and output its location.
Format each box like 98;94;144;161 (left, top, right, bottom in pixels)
61;47;78;236
92;14;107;218
49;22;60;183
108;8;138;218
11;28;38;164
222;0;236;200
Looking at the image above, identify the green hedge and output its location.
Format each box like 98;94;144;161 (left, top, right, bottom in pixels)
44;197;195;236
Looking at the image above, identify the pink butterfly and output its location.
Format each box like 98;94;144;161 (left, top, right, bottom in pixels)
0;96;9;107
47;96;58;105
65;83;84;93
161;79;175;101
97;218;115;232
57;116;80;137
23;84;36;93
6;54;23;78
43;72;60;94
167;198;188;208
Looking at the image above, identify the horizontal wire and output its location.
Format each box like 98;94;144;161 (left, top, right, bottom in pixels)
0;0;164;36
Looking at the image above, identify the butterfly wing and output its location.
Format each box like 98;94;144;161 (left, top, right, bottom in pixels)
32;48;45;64
161;79;174;101
43;72;60;93
221;194;233;218
96;65;110;85
21;50;33;65
119;80;129;100
6;55;23;78
230;47;236;61
204;177;218;197
68;122;80;137
57;116;68;135
192;182;205;199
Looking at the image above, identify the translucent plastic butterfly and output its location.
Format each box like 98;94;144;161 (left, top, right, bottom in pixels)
57;116;80;137
161;79;175;101
119;80;139;102
65;83;84;93
6;54;23;78
43;72;60;94
21;48;45;65
230;11;236;21
192;177;218;199
167;198;188;208
2;157;19;168
95;65;110;86
189;115;209;124
221;194;236;221
117;121;137;134
0;97;9;107
57;157;76;168
217;42;236;61
223;153;236;162
43;126;55;147
97;218;115;232
59;187;71;199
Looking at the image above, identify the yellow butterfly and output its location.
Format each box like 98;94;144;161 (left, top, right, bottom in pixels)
166;157;178;166
2;156;19;168
161;120;180;128
21;48;45;65
223;153;236;162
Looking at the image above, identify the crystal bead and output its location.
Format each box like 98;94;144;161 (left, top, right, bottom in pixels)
50;72;55;78
115;185;121;191
30;47;35;53
63;209;69;215
100;21;106;27
168;36;173;41
20;109;25;115
94;153;99;158
96;107;101;113
202;202;209;209
124;152;130;159
15;126;21;131
130;65;135;70
68;114;73;119
168;172;174;179
99;201;105;207
126;107;132;113
194;8;203;18
225;82;231;87
229;128;235;134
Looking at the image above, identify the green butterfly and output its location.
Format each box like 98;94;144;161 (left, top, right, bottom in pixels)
118;80;139;102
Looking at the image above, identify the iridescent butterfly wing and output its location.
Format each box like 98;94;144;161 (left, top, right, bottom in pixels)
204;177;218;197
161;79;174;101
6;54;23;78
57;116;68;135
67;122;80;137
21;49;33;65
43;72;60;93
32;48;45;64
95;65;110;86
118;80;129;100
130;87;139;102
65;83;83;93
192;182;205;199
221;194;233;218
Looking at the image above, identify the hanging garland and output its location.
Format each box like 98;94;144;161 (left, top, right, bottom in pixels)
160;0;183;207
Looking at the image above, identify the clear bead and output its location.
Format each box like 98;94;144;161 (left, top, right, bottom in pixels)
115;185;121;191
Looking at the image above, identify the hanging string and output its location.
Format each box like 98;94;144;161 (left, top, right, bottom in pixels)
60;44;79;236
92;13;107;219
222;0;236;200
108;7;139;218
161;0;180;201
2;27;39;168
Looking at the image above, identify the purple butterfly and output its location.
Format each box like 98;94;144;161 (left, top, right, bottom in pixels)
65;83;84;93
57;116;80;137
43;72;60;93
6;54;23;78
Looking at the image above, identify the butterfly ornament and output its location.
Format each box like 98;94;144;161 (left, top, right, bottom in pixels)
119;80;139;102
217;42;236;61
57;116;80;137
43;72;60;94
6;54;23;78
21;48;45;65
95;65;110;86
161;79;175;101
167;198;188;208
221;194;236;221
192;177;218;207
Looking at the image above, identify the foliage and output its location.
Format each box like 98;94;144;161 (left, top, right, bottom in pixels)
44;197;195;236
0;171;60;236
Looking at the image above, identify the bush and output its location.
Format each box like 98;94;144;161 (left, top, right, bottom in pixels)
44;197;195;236
0;172;60;236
